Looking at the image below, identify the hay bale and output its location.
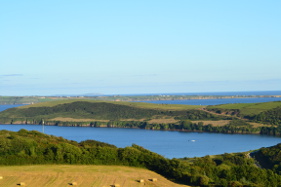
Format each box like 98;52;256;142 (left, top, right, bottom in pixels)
0;176;3;179
113;184;120;187
70;182;77;186
17;182;26;186
139;179;144;183
149;178;157;182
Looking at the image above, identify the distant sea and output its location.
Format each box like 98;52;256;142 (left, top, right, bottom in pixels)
134;91;281;105
172;90;281;96
124;90;281;96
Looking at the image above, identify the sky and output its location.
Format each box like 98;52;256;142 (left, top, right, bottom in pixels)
1;0;281;96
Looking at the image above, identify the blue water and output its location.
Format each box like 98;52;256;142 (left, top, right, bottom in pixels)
139;97;281;105
125;90;281;96
0;104;26;111
0;124;280;159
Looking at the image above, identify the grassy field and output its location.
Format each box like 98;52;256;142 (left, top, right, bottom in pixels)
207;101;281;116
18;99;203;111
0;165;189;187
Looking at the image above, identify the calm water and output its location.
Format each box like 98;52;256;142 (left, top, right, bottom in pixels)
138;97;281;105
0;104;26;111
127;90;281;96
0;124;280;158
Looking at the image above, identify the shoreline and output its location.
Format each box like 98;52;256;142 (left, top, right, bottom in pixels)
1;94;281;105
0;122;264;136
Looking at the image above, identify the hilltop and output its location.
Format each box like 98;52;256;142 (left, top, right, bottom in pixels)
207;101;281;118
0;99;212;127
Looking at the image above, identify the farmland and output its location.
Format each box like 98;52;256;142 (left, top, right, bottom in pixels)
0;165;188;187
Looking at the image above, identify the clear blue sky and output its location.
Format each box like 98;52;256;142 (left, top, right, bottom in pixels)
1;0;281;96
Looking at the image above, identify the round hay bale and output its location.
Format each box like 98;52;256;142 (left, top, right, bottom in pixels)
150;178;157;182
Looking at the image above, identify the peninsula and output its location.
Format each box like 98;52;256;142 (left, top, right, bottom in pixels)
0;99;281;136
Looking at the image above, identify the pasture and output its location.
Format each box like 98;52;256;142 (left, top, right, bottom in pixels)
207;101;281;116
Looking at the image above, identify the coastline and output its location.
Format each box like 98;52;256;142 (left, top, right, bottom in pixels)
1;94;281;105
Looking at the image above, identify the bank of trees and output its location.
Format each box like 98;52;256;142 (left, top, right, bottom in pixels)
254;107;281;125
1;129;281;186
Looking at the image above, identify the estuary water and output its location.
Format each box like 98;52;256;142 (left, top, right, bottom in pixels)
1;96;281;159
137;97;281;105
0;124;280;159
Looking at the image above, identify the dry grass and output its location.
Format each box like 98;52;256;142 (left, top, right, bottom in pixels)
119;118;146;122
191;120;230;127
192;120;272;128
0;165;189;187
50;117;109;122
249;122;272;128
149;118;179;124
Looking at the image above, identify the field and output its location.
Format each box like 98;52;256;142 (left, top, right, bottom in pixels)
0;165;189;187
207;101;281;116
189;120;270;128
191;120;230;127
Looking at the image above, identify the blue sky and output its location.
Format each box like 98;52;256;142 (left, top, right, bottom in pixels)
1;0;281;96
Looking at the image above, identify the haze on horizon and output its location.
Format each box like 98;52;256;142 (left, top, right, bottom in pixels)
1;0;281;96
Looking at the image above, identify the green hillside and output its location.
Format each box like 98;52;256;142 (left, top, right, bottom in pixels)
1;129;281;186
252;143;281;173
207;101;281;118
16;99;202;110
2;100;281;135
0;100;216;126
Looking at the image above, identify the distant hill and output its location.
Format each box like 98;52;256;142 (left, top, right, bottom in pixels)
1;94;281;105
207;101;281;118
0;100;214;127
2;100;281;135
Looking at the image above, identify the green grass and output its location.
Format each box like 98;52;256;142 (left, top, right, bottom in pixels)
0;100;208;125
207;101;281;116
